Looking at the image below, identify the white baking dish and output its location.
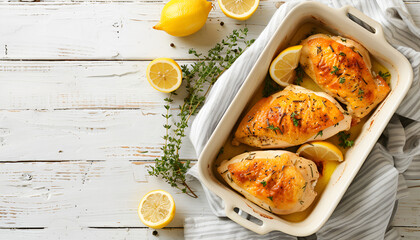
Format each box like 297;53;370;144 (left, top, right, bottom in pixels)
197;1;413;237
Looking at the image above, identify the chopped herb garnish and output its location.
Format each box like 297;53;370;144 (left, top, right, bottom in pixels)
339;77;346;84
378;71;391;80
267;124;280;132
329;45;334;52
314;130;323;139
338;131;354;149
317;46;322;55
140;151;148;153
302;182;307;191
339;52;346;56
341;38;347;42
261;181;267;187
268;196;273;201
331;66;339;74
295;65;304;85
299;200;304;205
358;88;364;100
291;112;300;127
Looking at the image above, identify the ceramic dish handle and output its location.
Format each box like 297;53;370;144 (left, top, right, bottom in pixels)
224;201;272;235
341;5;385;38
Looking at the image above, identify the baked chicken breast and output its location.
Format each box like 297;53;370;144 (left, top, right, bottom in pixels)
232;85;351;148
218;151;319;215
300;34;390;122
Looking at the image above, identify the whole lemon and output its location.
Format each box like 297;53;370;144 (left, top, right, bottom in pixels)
153;0;212;37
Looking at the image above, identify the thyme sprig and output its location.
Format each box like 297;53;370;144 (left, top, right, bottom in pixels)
148;28;255;198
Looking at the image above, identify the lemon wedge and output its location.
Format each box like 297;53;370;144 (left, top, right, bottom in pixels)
153;0;212;37
146;58;182;93
297;141;344;162
218;0;260;21
138;190;176;229
269;45;303;87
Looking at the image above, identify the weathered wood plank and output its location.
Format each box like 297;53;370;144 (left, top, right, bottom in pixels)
397;227;420;240
0;161;211;227
0;1;418;60
393;186;420;227
0;228;184;240
0;110;197;161
0;1;277;60
0;160;418;229
0;61;190;110
1;227;420;240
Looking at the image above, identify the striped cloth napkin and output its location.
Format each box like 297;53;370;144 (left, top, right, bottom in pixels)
185;0;420;239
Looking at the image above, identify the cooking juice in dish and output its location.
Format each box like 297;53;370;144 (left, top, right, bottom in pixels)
215;22;391;222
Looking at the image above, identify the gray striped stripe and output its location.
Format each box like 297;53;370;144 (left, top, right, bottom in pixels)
186;0;420;239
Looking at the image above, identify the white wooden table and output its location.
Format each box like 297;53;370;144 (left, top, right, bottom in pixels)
0;0;418;239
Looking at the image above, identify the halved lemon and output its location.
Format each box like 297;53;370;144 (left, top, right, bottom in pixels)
297;141;344;162
138;190;176;229
218;0;260;21
146;58;182;93
269;45;302;87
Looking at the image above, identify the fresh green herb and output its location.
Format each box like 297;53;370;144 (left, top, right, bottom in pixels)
294;65;304;86
148;28;254;198
339;52;346;56
140;151;148;153
261;181;267;187
378;71;391;80
314;130;323;138
262;74;282;97
341;38;347;42
302;182;307;191
317;46;322;55
268;196;273;201
331;66;339;74
291;112;300;127
339;77;346;84
267;124;280;134
338;131;354;149
358;88;364;100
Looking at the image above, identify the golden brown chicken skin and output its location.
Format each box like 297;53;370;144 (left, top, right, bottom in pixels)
218;151;319;214
300;34;390;122
233;85;350;148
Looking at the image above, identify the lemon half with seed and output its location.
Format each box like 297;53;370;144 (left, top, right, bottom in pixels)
297;141;344;162
269;45;303;87
138;190;176;229
146;58;182;93
218;0;260;21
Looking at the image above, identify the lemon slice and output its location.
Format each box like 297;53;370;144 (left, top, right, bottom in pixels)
297;141;344;162
269;45;303;87
147;58;182;93
138;190;176;229
218;0;260;21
